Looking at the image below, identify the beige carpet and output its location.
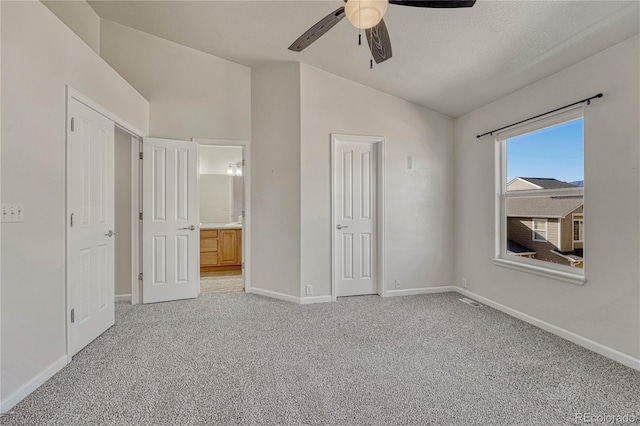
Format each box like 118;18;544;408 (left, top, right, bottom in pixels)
200;271;243;294
5;292;640;425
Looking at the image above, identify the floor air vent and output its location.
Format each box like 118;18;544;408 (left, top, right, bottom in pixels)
459;297;483;307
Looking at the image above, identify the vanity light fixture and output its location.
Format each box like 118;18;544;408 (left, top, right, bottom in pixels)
227;162;243;176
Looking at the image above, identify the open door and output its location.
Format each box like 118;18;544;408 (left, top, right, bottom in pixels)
142;137;200;303
67;98;116;356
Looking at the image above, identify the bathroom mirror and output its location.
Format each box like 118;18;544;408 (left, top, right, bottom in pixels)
199;146;244;225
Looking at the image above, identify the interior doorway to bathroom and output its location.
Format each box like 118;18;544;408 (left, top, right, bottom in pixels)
199;145;245;294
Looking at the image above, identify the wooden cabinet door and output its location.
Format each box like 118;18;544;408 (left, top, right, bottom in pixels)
219;230;238;264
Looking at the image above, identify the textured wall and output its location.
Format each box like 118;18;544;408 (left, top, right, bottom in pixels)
100;19;250;142
300;64;455;297
250;62;301;297
1;2;149;410
454;35;640;359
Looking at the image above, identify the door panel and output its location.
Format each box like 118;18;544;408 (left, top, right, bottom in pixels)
142;138;199;303
176;149;190;221
361;233;372;279
334;140;377;297
67;98;115;357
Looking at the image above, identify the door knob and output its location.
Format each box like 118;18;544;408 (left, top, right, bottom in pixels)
180;225;197;231
336;224;349;230
105;230;116;237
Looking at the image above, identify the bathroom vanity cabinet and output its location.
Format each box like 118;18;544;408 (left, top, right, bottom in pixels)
200;227;242;272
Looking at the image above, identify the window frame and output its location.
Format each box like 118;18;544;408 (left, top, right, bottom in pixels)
493;107;585;285
532;218;548;242
572;214;584;243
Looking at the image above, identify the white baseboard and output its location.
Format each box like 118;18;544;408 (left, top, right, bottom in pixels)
247;289;332;305
248;287;300;304
385;286;456;297
300;295;332;305
454;287;640;371
1;355;68;413
115;294;131;303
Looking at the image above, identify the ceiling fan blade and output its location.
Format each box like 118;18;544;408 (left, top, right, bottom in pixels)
389;0;476;8
288;7;345;52
366;18;392;64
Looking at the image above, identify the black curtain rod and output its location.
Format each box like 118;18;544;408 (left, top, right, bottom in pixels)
476;93;603;139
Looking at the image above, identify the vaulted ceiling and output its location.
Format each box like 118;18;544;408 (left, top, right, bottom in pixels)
89;1;640;117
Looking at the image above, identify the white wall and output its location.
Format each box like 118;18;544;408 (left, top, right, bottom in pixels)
454;35;640;359
42;0;100;54
100;19;250;142
300;64;454;298
1;2;149;410
251;62;301;298
114;128;132;298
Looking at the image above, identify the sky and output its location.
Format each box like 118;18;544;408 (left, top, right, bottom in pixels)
507;118;584;183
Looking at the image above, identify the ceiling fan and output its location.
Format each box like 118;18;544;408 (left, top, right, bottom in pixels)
289;1;476;66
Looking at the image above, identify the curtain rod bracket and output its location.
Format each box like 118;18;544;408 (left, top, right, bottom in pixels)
476;93;603;139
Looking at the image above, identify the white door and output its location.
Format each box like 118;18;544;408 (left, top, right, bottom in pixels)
142;138;199;303
333;140;377;297
67;98;115;357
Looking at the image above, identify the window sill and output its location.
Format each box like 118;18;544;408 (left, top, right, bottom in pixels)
492;258;586;286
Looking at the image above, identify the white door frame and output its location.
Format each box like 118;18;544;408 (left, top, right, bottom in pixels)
65;86;145;359
330;134;385;302
192;138;251;293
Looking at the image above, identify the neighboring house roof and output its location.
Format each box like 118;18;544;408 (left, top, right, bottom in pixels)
507;239;536;255
552;249;584;263
506;196;583;218
507;177;578;190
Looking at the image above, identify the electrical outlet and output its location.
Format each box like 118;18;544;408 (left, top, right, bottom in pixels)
305;285;313;296
395;280;401;289
1;203;24;223
462;278;468;288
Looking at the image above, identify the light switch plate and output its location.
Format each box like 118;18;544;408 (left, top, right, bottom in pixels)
1;203;24;223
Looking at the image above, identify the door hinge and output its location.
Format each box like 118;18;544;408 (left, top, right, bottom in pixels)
242;262;245;270
70;308;75;323
139;152;143;160
139;212;143;220
242;159;245;166
138;272;143;281
70;117;75;132
70;213;74;228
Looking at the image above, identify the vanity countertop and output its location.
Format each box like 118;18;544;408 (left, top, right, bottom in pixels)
200;223;242;230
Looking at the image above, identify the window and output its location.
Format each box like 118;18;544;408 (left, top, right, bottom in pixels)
573;214;584;242
532;219;547;242
495;108;585;283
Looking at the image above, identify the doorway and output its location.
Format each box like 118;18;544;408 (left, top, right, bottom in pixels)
194;138;251;293
114;128;136;303
199;145;245;294
331;134;385;299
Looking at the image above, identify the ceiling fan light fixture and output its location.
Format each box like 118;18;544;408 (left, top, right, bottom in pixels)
345;0;388;30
